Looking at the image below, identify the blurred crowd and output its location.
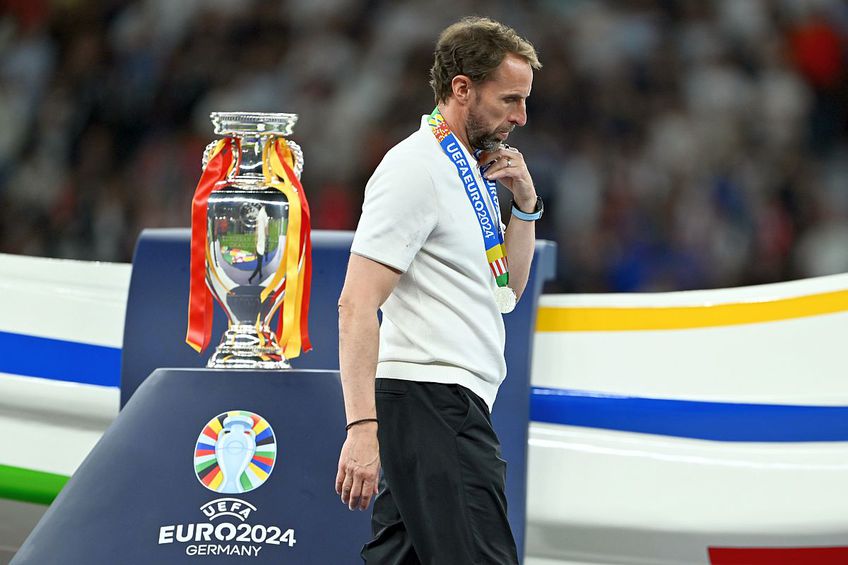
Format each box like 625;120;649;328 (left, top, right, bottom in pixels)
1;0;847;292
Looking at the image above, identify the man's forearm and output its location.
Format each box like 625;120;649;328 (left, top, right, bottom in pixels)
338;302;380;422
505;215;535;300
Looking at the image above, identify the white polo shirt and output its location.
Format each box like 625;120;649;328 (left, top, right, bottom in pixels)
351;115;507;410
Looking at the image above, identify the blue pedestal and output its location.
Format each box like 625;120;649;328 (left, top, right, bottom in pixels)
13;369;370;564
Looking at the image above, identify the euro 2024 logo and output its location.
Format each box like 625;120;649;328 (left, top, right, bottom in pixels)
194;411;276;493
158;410;295;557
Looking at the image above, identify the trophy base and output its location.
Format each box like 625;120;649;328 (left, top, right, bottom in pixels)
206;324;291;370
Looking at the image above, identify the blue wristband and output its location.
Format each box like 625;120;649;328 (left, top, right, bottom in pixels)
511;197;543;221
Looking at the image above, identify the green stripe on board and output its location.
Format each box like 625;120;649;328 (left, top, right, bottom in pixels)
0;464;69;505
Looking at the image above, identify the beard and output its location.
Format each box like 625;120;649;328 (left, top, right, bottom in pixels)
466;106;512;151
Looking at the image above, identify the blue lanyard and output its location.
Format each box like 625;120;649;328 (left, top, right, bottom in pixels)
427;108;504;252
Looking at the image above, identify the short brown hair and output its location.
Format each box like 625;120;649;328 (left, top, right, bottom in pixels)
429;16;541;104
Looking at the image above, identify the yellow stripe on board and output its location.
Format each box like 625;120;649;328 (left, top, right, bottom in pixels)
536;289;848;332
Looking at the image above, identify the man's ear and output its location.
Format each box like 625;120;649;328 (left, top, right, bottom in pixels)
451;75;473;105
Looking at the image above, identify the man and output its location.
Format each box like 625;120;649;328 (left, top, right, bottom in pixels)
335;16;543;565
248;205;268;284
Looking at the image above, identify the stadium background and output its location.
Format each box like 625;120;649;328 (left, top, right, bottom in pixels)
1;0;847;292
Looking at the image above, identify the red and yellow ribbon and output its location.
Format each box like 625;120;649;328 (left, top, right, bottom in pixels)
280;141;313;355
186;138;237;352
262;138;312;358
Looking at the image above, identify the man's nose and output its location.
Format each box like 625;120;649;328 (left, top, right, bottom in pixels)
509;100;527;127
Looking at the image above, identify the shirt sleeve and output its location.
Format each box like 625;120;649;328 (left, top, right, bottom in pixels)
351;156;438;273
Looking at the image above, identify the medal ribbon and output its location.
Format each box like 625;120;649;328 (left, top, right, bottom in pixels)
427;108;509;287
186;138;237;352
261;138;312;359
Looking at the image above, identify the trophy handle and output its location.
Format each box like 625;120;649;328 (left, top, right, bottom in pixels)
201;140;219;170
284;139;304;180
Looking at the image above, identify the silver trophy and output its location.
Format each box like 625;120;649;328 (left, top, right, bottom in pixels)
203;112;303;369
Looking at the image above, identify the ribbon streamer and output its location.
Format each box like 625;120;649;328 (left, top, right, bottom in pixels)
277;140;313;355
186;138;237;352
261;138;312;359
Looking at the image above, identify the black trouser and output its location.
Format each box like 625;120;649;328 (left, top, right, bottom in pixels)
361;379;518;565
248;252;264;284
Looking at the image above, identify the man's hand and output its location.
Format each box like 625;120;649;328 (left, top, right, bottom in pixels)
479;145;536;210
335;423;381;510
